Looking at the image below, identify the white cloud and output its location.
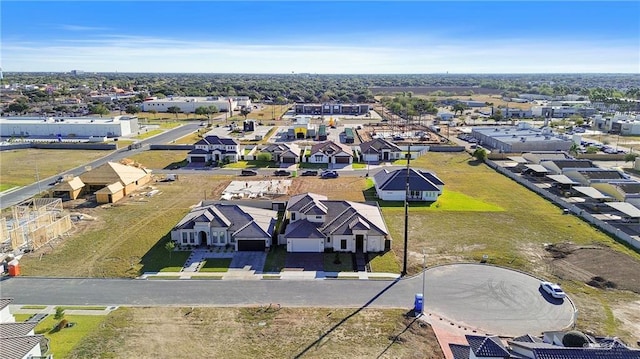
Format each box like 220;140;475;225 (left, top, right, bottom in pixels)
2;34;638;73
59;24;111;32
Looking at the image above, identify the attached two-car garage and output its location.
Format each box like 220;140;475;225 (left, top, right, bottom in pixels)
237;239;266;251
287;238;323;252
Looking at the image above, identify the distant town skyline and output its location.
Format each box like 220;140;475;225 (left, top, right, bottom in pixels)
2;1;638;74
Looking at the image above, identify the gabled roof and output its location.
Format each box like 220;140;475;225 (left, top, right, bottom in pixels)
310;141;352;156
0;322;37;337
174;203;276;239
359;138;402;154
95;181;124;194
194;135;238;146
512;334;544;343
449;343;470;359
510;340;640;359
188;149;209;155
575;170;626;181
466;335;510;357
0;335;44;359
0;298;13;311
544;159;595;170
284;220;326;239
287;193;328;212
80;161;150;186
374;168;443;192
53;176;85;191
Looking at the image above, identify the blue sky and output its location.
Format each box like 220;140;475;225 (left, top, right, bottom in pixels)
2;1;639;73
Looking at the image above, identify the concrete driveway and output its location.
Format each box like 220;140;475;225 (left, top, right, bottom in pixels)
229;252;266;273
284;253;324;271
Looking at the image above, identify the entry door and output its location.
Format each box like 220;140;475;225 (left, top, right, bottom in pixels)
356;235;364;252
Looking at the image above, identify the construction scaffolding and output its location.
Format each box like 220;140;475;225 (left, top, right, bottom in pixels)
2;198;72;252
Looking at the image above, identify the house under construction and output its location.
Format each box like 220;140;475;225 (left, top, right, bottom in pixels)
1;198;72;252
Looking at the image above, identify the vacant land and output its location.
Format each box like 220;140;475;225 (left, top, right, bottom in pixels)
127;150;189;169
68;307;443;359
0;148;109;188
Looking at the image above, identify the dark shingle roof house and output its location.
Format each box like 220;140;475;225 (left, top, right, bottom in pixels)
283;193;389;253
373;168;444;201
194;135;238;146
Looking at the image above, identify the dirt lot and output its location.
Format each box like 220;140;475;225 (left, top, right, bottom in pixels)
547;242;640;294
68;307;443;359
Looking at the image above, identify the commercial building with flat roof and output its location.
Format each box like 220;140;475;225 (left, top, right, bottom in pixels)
471;124;572;153
0;115;139;138
141;96;251;114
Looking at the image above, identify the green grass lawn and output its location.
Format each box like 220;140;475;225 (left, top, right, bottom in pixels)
264;246;287;272
128;150;189;169
13;314;33;322
378;189;503;212
298;162;328;169
134;129;164;139
224;160;274;169
352;163;367;169
323;253;354;272
368;251;401;273
34;314;107;359
57;306;107;311
0;183;15;192
21;305;48;310
150;250;191;273
199;258;232;272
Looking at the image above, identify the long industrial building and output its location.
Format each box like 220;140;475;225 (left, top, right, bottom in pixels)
141;96;251;114
0;116;139;138
471;124;572;153
294;103;370;115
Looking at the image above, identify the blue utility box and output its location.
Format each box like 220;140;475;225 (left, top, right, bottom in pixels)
414;293;424;313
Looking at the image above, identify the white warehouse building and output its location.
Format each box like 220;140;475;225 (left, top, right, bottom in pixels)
141;96;251;114
0;116;139;138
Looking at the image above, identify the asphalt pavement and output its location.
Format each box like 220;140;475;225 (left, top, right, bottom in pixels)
0;264;575;336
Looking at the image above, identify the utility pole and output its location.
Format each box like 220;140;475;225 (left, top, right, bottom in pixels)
402;143;411;276
422;248;426;315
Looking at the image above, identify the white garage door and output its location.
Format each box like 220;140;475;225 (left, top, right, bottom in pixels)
290;239;321;252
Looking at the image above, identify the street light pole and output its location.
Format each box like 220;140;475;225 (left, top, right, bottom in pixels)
421;249;426;315
402;143;411;276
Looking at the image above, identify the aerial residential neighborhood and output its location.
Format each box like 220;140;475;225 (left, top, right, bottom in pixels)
1;1;640;358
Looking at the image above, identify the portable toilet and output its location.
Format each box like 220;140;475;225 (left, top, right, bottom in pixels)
8;259;20;277
414;293;423;314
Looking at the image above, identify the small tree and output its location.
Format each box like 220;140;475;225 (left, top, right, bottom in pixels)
167;106;182;119
165;240;175;259
472;148;487;162
569;143;580;157
624;153;638;163
125;105;140;115
54;307;65;320
241;106;252;120
89;103;110;117
257;152;272;161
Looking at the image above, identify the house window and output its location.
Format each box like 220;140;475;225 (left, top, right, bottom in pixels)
212;231;219;243
229;237;236;243
189;232;195;244
314;155;323;161
291;213;296;221
327;237;331;243
341;239;347;250
316;215;322;219
182;232;188;244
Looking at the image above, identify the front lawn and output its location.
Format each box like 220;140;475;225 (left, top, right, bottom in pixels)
264;246;287;273
298;162;328;169
224;160;274;169
368;251;401;273
352;163;367;169
199;258;232;272
34;314;107;359
143;244;191;273
323;252;354;272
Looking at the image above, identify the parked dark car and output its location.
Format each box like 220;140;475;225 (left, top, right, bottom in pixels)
301;170;318;176
320;170;339;179
241;169;258;176
274;170;291;177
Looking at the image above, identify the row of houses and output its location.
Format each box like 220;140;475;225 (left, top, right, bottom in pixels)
186;135;418;166
170;167;445;253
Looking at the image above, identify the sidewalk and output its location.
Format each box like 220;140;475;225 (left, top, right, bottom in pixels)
140;270;400;281
10;305;119;317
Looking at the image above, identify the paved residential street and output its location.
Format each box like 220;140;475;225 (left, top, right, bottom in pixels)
1;264;575;336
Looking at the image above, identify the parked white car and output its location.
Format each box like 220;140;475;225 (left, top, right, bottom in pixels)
540;281;566;299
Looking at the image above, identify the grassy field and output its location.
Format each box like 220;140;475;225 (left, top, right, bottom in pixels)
134;129;164;139
66;307;443;359
200;258;232;272
33;314;107;359
127;150;189;169
0;149;109;188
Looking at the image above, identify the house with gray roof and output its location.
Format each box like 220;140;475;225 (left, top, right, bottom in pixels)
307;141;353;165
187;135;240;164
540;159;596;175
0;298;50;359
261;143;301;163
449;331;640;359
171;202;277;251
359;138;403;162
373;168;444;201
0;298;14;323
282;193;389;253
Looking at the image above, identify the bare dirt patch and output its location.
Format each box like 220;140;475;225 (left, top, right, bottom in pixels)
546;242;640;293
287;177;368;202
69;307;444;359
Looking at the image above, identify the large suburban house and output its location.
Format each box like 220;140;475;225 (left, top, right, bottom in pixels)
359;138;403;162
171;202;277;251
188;135;240;164
261;143;301;163
306;141;353;165
282;193;389;253
449;331;640;359
373;168;444;201
0;298;50;359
